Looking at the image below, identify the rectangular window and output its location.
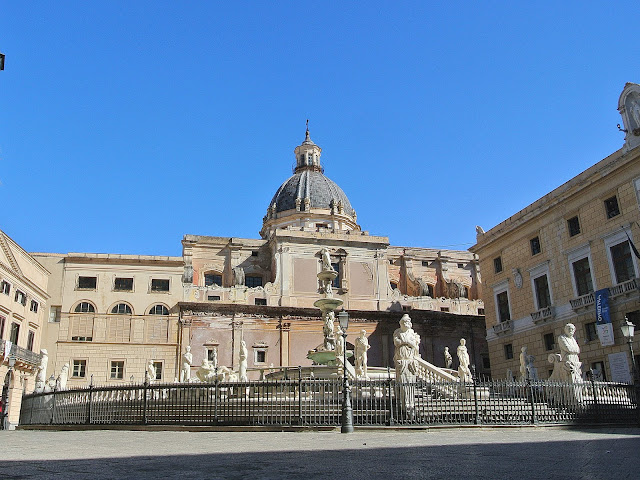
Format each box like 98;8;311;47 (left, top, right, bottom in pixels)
110;361;124;379
481;355;491;369
78;276;97;290
504;344;513;360
610;241;635;284
457;263;465;268
590;361;606;381
331;263;341;288
496;291;511;323
530;236;541;256
14;290;27;306
30;300;38;313
1;280;10;295
494;256;503;273
533;274;551;309
255;349;267;364
153;361;163;380
207;295;221;301
585;322;598;342
151;278;170;292
114;277;134;291
422;260;429;267
207;348;217;363
478;308;485;315
440;307;449;312
73;360;87;378
26;330;35;351
567;216;581;237
604;195;620;219
544;332;555;351
251;251;259;256
204;274;223;287
245;275;263;288
255;298;267;306
10;322;19;344
572;257;593;296
49;306;62;323
0;315;5;339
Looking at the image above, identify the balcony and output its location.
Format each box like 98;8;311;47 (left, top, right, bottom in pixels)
531;306;555;324
0;342;42;370
492;320;513;336
570;278;639;311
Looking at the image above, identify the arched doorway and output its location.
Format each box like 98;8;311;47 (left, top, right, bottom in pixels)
1;369;14;430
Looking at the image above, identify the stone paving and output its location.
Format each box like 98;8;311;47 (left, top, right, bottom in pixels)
1;426;639;479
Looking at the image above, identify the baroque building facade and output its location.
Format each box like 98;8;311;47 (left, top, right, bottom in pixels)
14;128;487;407
470;83;640;383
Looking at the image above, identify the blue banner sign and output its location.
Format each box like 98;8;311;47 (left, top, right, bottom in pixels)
595;288;615;346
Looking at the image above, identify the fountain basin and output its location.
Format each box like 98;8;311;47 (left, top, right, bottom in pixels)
314;297;343;312
307;348;353;366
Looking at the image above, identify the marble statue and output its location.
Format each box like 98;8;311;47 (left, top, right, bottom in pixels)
457;338;472;382
393;314;421;411
196;359;217;383
323;311;336;351
239;340;248;382
56;363;69;391
45;374;56;393
549;323;583;383
34;349;48;393
506;369;514;381
335;326;345;358
210;348;218;368
180;346;193;382
233;266;245;286
147;360;156;382
519;346;528;380
475;225;485;235
631;99;640;128
320;247;334;271
355;330;370;378
526;355;538;381
444;346;453;369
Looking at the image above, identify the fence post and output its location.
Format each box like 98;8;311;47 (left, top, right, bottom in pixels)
387;367;394;426
589;370;599;423
50;386;58;425
142;374;149;425
86;375;94;425
298;366;303;426
214;376;219;424
472;366;479;425
527;377;536;424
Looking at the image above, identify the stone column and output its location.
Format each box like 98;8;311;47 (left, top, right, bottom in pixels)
279;320;291;367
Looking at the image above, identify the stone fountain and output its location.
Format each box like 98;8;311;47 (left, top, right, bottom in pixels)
307;247;351;366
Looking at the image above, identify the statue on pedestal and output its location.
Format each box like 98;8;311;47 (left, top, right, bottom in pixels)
444;346;453;369
393;314;421;411
239;340;248;382
335;326;345;358
320;247;334;272
233;267;245;286
355;330;370;378
519;346;528;381
526;355;538;381
180;346;193;383
549;323;583;383
323;311;336;351
56;363;69;391
457;338;472;382
34;349;48;393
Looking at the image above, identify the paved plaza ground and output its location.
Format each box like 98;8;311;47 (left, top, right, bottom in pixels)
1;426;639;479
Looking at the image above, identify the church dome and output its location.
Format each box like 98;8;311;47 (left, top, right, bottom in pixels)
260;127;360;238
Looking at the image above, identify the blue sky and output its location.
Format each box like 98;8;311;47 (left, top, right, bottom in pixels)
1;2;640;256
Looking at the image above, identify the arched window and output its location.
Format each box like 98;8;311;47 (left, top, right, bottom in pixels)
111;303;132;315
74;301;95;313
148;304;169;315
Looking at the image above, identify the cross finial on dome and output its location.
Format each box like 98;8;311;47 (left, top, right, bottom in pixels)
302;119;315;146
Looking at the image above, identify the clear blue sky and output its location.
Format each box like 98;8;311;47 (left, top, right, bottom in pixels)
2;2;639;256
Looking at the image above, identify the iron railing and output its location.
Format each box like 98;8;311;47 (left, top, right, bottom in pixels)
19;377;638;427
0;342;41;367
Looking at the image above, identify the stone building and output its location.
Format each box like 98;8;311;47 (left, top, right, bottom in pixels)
33;253;183;386
470;83;640;382
180;128;488;378
0;229;49;429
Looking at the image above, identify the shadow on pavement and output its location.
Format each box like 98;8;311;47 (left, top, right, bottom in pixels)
1;436;639;479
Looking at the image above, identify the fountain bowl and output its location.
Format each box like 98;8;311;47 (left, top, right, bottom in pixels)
313;297;343;312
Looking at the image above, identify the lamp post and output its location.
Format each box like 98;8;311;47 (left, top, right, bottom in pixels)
338;309;353;433
621;316;637;383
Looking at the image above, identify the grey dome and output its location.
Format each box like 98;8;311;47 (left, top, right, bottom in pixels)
268;169;355;216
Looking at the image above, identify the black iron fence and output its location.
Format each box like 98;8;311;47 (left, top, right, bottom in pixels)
19;377;638;427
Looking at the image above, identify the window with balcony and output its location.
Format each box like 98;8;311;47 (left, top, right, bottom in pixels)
72;360;87;378
610;241;635;284
77;276;97;290
495;290;511;323
572;257;594;296
533;274;551;310
151;279;170;292
114;277;134;292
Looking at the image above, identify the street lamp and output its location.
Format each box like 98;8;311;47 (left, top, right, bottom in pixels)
338;309;353;433
621;316;637;382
